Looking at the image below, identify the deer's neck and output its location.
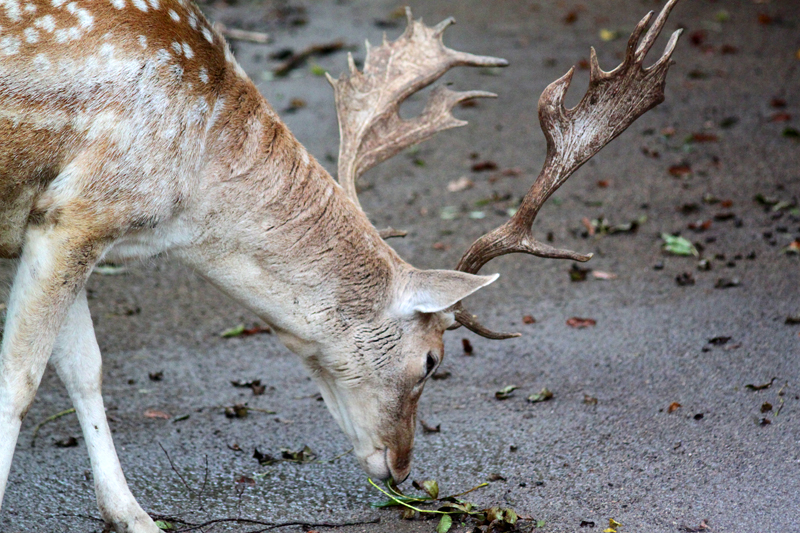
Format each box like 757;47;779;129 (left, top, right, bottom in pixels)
179;95;400;345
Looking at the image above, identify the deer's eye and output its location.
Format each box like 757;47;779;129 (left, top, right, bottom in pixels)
425;352;438;377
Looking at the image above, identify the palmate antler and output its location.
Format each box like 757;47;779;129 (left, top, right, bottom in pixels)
327;8;507;214
452;0;683;338
329;1;682;338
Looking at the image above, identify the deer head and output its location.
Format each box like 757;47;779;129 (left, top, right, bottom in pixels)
313;1;682;480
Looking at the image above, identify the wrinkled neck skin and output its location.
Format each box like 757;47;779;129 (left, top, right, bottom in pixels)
176;103;402;349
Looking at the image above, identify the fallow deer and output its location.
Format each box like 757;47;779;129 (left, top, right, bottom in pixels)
0;0;682;531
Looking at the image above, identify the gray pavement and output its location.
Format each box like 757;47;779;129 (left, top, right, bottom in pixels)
1;0;799;532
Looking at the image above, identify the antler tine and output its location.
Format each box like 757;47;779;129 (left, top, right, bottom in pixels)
453;0;683;339
636;0;681;62
327;7;508;210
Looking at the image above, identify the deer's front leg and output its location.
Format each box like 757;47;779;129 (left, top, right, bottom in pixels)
50;290;160;533
0;221;110;508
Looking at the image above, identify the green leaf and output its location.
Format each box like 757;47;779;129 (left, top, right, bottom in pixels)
220;324;245;338
782;127;800;139
495;385;517;400
154;520;176;531
280;444;316;463
468;210;486;219
503;508;518;524
485;507;504;522
371;495;425;508
661;233;698;256
421;479;439;499
527;388;554;403
309;63;326;76
714;9;730;22
537;519;547;528
436;514;453;533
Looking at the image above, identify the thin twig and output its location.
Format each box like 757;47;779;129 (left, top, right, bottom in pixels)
66;512;380;532
317;447;353;464
159;442;195;497
213;22;271;44
273;40;346;77
30;408;76;447
167;516;379;533
449;481;489;499
243;518;380;533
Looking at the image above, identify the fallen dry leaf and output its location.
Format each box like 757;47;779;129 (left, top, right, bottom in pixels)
471;160;498;172
708;336;731;346
745;378;776;391
581;216;596;236
669;164;692;177
592;270;617;280
144;409;171;420
668;402;682;413
691;133;718;143
462;338;473;354
688;219;712;232
567;317;596;329
522;315;536;324
54;436;79;448
447;176;474;192
770;112;792;123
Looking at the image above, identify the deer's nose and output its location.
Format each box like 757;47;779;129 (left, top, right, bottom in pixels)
387;448;411;484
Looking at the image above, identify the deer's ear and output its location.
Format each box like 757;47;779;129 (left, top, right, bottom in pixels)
392;270;499;317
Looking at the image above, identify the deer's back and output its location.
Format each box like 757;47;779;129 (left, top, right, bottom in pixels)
0;0;252;257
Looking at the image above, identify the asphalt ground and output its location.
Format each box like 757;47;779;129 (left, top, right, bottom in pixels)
1;0;799;532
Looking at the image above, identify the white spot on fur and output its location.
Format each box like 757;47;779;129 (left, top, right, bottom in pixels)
23;2;36;13
110;0;124;9
66;2;93;28
188;12;197;29
171;41;181;55
138;34;147;48
198;66;208;83
300;148;310;165
33;53;51;71
182;42;193;59
99;42;114;58
23;27;38;43
34;14;55;31
1;35;21;55
147;0;158;9
1;0;22;22
54;26;80;42
155;48;170;64
51;0;66;7
131;0;147;11
168;8;178;21
201;26;212;43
